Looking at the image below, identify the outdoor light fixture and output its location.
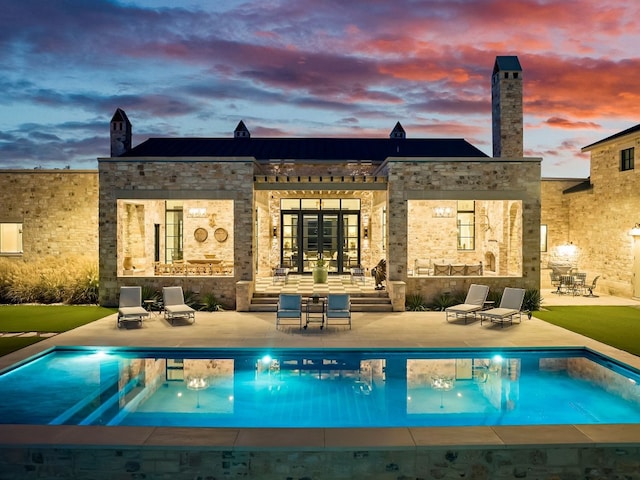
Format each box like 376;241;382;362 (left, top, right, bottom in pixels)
187;207;207;218
362;214;370;239
630;224;640;236
432;206;453;218
557;242;577;257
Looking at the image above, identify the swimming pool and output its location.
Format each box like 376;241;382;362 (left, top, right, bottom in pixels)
1;346;639;428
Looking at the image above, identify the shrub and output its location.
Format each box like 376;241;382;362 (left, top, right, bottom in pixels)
199;292;224;311
430;292;458;311
405;293;428;311
523;288;542;313
0;256;98;304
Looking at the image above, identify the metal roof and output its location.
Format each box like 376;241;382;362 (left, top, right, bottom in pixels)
493;56;522;74
582;123;640;151
120;137;489;161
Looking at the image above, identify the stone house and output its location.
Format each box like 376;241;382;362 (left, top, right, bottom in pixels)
1;56;546;309
541;124;640;298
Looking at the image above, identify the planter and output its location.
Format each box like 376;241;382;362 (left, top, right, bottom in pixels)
313;266;328;284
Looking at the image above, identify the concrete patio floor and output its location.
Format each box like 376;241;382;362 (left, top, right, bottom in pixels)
1;288;640;457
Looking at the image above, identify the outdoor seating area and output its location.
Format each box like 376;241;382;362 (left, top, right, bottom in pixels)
445;284;490;324
479;287;526;327
413;259;483;276
162;286;196;325
550;271;598;296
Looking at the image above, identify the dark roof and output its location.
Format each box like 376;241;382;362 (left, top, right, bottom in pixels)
582;123;640;151
120;137;489;160
110;108;131;126
563;180;592;194
493;56;522;74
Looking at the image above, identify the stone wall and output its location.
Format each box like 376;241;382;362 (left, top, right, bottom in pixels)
0;170;98;260
388;157;541;299
98;158;255;308
1;444;639;479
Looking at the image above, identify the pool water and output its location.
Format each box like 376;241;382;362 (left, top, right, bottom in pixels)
1;347;639;428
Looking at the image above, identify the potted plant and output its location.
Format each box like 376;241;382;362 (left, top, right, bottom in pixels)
312;254;328;283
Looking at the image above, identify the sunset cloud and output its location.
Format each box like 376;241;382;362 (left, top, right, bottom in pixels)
0;0;638;178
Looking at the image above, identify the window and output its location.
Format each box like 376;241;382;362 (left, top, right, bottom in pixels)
457;201;475;250
540;224;547;252
621;147;634;171
0;223;23;254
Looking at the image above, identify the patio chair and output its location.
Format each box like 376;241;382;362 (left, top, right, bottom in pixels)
479;287;526;327
350;266;366;285
550;271;562;294
117;286;149;328
325;294;351;329
445;284;490;324
584;275;600;297
433;263;450;276
276;294;302;329
273;266;289;285
162;286;196;325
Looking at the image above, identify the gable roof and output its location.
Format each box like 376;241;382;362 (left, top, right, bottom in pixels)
120;137;489;160
582;123;640;151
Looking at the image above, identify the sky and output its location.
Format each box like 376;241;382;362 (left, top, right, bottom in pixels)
1;0;639;178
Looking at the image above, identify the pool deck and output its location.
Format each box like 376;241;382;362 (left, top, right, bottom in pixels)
2;288;640;451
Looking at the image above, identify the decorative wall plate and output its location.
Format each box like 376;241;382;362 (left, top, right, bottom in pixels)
194;227;208;242
214;227;228;242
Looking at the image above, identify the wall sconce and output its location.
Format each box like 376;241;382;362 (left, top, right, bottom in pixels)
630;224;640;236
272;226;277;239
362;215;370;240
187;207;207;218
432;206;453;218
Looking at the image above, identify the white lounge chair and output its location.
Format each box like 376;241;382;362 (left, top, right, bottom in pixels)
276;294;302;329
479;287;526;327
445;284;490;323
325;294;351;329
162;286;196;325
117;286;149;328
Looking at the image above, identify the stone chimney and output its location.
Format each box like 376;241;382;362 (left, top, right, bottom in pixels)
110;108;132;157
491;56;523;158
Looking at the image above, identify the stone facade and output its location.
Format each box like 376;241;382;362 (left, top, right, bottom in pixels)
98;158;255;308
391;157;541;299
540;126;640;298
0;170;98;260
1;443;639;479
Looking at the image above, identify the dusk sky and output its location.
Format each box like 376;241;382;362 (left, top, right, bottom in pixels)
1;0;639;178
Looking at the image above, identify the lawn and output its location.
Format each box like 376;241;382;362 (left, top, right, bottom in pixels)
0;305;116;357
533;306;640;357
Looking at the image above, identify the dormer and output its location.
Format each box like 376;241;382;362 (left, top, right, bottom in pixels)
234;120;250;139
390;122;406;139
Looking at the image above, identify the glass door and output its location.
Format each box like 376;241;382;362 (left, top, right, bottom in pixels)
343;213;360;269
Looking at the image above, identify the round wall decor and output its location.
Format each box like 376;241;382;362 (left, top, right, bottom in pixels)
194;227;208;242
214;227;228;242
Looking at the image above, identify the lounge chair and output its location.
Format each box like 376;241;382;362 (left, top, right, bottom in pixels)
445;284;490;324
325;294;351;329
117;286;149;328
479;287;526;327
276;294;302;329
162;286;195;325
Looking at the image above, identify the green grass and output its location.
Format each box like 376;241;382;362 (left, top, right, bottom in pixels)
534;306;640;357
0;305;116;357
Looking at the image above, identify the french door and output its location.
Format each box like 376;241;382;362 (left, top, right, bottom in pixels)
281;211;360;274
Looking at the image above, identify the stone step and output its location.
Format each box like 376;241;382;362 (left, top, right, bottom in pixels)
249;292;393;313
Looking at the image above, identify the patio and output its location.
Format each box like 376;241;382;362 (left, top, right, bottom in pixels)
1;291;639;479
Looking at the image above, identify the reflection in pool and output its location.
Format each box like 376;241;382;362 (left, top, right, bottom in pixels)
1;347;639;428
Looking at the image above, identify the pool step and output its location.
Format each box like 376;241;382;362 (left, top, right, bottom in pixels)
249;292;393;313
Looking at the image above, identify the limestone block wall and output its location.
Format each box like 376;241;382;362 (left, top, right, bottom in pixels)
388;157;541;300
0;170;98;261
98;158;254;307
1;444;639;479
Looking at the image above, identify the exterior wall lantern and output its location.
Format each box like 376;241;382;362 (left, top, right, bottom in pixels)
630;224;640;236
